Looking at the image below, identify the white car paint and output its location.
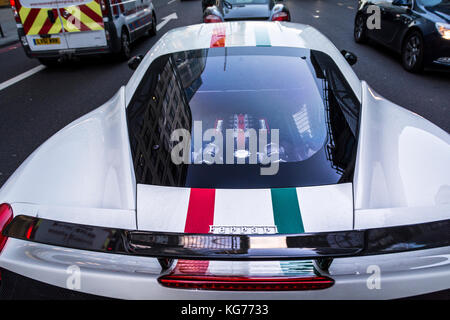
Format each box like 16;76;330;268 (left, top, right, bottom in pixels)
1;238;449;299
137;183;354;233
0;21;449;299
0;87;136;228
353;81;450;228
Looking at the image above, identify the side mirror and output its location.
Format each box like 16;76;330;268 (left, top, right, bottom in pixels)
128;54;144;70
341;50;358;66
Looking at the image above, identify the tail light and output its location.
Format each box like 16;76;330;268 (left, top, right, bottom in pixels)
204;15;222;23
99;0;108;16
158;274;334;291
158;259;334;291
0;203;13;254
271;12;290;22
10;0;21;24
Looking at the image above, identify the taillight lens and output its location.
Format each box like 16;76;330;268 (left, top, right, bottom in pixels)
204;14;222;23
271;12;290;22
100;0;108;16
10;0;21;24
0;203;13;254
158;274;334;291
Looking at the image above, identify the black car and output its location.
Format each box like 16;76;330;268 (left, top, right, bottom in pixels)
203;0;290;23
354;0;450;72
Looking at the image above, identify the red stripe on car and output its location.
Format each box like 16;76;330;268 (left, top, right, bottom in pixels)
210;25;226;48
184;188;215;234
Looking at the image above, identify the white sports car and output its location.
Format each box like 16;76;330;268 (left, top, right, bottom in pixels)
0;21;449;300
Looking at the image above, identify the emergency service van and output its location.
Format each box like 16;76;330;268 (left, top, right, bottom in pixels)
9;0;157;65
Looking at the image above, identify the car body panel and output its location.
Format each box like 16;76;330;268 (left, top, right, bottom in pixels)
0;87;136;228
0;238;449;299
353;82;450;223
136;183;354;233
1;22;449;299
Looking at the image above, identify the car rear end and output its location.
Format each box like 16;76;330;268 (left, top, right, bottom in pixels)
0;210;449;299
0;22;449;299
10;0;116;60
203;0;290;23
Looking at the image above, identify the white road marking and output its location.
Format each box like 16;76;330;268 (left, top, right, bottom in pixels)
168;0;176;4
1;13;178;92
156;12;178;31
0;65;46;92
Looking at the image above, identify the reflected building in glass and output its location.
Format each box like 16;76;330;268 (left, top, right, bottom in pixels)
127;49;208;187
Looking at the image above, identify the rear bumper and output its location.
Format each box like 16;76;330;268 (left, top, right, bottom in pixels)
25;45;112;59
0;269;109;300
0;238;449;299
2;269;447;300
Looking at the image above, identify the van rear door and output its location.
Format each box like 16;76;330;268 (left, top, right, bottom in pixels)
58;0;107;49
15;0;69;52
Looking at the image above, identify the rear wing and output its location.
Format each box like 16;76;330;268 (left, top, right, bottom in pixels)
4;215;449;268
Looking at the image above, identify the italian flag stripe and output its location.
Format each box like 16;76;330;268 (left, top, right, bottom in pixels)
210;25;226;48
254;26;271;47
184;188;216;233
270;188;305;234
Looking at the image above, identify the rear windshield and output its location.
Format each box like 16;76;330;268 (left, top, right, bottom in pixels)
127;47;360;188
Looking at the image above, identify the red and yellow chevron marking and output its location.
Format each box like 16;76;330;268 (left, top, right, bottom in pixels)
60;0;104;33
15;0;104;35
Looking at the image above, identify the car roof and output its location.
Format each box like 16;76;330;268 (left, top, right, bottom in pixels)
125;21;362;105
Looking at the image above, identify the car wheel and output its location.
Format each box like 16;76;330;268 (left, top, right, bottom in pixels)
38;58;59;67
354;14;368;43
147;13;157;37
118;30;131;61
402;31;424;73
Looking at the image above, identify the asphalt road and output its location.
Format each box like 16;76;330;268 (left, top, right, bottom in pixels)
0;0;449;188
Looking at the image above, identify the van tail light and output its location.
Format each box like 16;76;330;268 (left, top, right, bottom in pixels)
0;204;13;254
10;0;21;24
158;274;334;291
99;0;108;16
271;12;290;22
204;14;222;23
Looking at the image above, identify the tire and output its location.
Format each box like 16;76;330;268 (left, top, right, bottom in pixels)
401;31;424;73
118;29;131;61
147;13;157;37
354;14;368;44
38;57;59;67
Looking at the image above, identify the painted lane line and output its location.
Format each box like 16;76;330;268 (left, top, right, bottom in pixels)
168;0;176;4
0;65;46;92
156;12;178;32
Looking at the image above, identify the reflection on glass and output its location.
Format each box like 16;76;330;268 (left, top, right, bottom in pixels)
127;47;361;188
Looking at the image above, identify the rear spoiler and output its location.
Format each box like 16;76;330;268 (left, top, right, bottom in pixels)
4;215;449;263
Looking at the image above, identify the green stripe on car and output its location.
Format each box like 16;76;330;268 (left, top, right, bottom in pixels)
270;188;305;234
